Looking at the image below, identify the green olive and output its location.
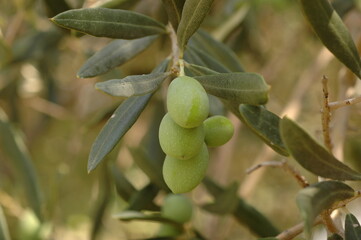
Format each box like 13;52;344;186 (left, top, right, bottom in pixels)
167;76;209;128
161;194;193;223
157;223;182;237
204;115;234;147
163;143;209;193
159;113;204;160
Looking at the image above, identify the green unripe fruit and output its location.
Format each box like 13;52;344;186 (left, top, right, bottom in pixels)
163;143;209;193
161;194;193;223
204;115;234;147
157;224;182;237
167;76;209;128
159;113;204;160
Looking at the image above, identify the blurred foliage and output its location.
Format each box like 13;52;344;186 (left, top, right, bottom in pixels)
1;0;361;240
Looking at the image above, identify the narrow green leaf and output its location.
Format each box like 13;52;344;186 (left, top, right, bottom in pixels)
202;178;279;237
78;35;158;78
127;184;160;211
0;110;43;221
345;214;361;240
328;234;344;240
296;181;355;238
189;30;244;72
87;60;169;172
194;73;269;105
300;0;361;78
186;46;230;73
177;0;214;49
95;72;170;97
161;0;186;30
202;182;239;215
184;63;219;76
51;8;166;39
0;205;11;240
239;105;289;156
280;117;361;180
257;238;278;240
109;165;136;201
87;94;152;172
113;210;179;224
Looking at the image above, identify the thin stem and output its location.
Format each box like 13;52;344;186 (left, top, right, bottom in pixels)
276;216;322;240
167;23;180;77
246;160;309;188
321;75;333;152
329;95;361;110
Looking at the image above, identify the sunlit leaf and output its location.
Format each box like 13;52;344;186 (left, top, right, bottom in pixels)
280;117;361;180
113;210;179;224
127;184;160;211
110;164;136;201
87;94;152;172
78;35;158;78
202;178;279;237
300;0;361;78
0;110;43;221
95;72;170;97
51;8;166;39
239;105;289;156
161;0;185;30
202;182;239;215
345;214;361;240
177;0;214;49
194;73;269;105
0;205;10;240
296;181;354;238
87;60;169;172
189;30;244;72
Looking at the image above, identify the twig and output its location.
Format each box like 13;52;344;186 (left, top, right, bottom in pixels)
246;160;309;188
328;95;361;110
167;23;180;76
276;216;323;240
321;75;333;152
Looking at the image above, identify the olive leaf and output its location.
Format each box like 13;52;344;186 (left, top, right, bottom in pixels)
95;72;170;97
184;63;219;76
127;184;160;211
0;110;44;221
300;0;361;78
328;234;344;240
296;181;355;238
280;117;361;180
78;35;158;78
113;211;180;225
239;105;289;156
161;0;185;30
177;0;214;49
345;214;361;240
51;8;166;39
194;72;269;105
110;165;136;201
189;30;244;72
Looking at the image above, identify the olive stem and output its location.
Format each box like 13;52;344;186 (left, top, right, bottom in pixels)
179;59;185;76
321;75;333;152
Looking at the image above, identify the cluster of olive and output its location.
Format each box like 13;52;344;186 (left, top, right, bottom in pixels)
159;76;234;193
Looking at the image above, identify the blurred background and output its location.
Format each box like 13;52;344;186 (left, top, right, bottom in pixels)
1;0;361;239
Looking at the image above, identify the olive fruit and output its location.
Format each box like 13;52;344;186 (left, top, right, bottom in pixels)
163;143;209;193
167;76;209;128
157;224;182;237
161;194;192;223
204;115;234;147
159;113;204;160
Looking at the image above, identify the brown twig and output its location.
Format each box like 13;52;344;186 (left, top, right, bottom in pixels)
246;160;309;188
276;216;323;240
328;95;361;110
321;75;333;152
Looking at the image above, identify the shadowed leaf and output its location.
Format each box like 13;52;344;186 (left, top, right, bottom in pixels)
300;0;361;78
280;117;361;180
328;234;344;240
0;205;10;240
127;184;160;211
296;181;354;238
78;35;158;78
95;72;170;97
113;211;180;224
110;165;136;201
161;0;185;30
177;0;214;49
194;73;269;105
51;8;166;39
0;110;43;221
239;105;288;156
184;63;219;76
345;214;361;240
